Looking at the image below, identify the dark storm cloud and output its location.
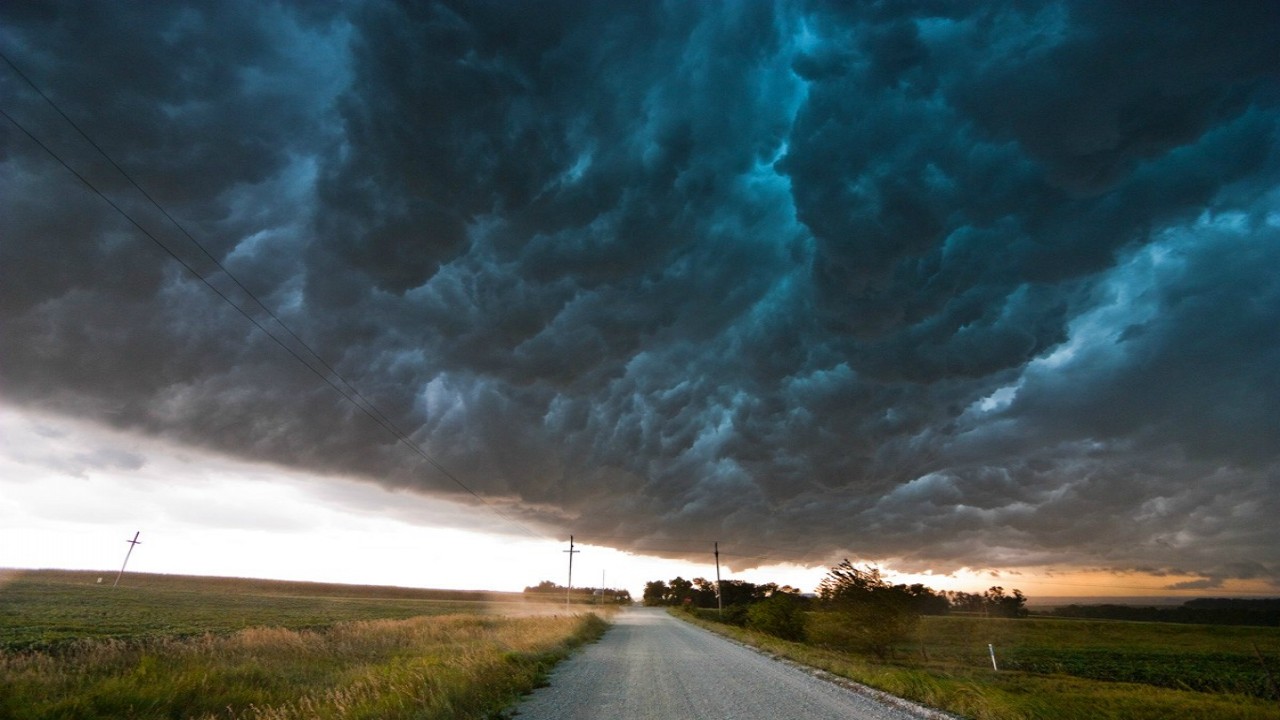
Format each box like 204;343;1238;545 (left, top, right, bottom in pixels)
2;1;1277;584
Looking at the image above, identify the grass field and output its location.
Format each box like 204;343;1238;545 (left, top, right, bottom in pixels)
1;569;608;719
682;610;1280;720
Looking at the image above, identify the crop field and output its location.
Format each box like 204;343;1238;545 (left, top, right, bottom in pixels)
683;610;1280;720
0;569;608;719
917;615;1280;700
0;569;532;651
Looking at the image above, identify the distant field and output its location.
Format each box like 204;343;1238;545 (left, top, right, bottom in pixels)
917;614;1280;699
0;569;537;651
0;569;607;719
682;610;1280;720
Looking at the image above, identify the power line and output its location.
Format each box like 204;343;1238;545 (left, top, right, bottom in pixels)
0;54;548;542
0;49;400;434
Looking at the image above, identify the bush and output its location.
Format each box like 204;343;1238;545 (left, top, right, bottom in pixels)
722;604;750;627
746;594;807;641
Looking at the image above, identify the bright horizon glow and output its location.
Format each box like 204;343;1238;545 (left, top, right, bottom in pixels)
2;407;1273;601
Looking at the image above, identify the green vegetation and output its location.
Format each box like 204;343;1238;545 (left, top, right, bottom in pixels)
650;561;1025;660
0;569;608;719
1048;598;1280;627
0;569;524;651
658;559;1280;719
522;580;633;604
812;561;930;660
745;593;807;642
682;612;1280;720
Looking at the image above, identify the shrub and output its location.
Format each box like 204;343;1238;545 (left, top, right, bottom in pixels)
746;594;807;641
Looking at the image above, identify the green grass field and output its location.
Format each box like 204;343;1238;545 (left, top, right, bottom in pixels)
0;569;607;719
0;569;532;651
918;614;1280;699
682;610;1280;720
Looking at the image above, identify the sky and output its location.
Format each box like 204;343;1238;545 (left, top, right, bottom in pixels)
1;1;1278;600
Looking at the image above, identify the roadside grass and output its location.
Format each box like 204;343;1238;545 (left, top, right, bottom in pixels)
678;611;1280;720
0;570;608;719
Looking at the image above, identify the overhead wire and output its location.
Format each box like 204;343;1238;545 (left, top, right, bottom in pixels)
0;50;549;542
0;49;401;438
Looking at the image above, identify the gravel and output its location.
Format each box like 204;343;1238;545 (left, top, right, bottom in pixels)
511;607;945;720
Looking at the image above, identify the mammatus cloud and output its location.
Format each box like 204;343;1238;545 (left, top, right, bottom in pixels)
2;1;1277;587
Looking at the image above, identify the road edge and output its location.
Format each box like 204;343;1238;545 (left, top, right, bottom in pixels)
671;611;964;720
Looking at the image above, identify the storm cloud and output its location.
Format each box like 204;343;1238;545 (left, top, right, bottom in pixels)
2;0;1277;585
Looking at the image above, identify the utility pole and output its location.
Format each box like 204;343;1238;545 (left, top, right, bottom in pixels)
600;569;606;605
113;531;141;588
714;541;723;616
564;535;579;608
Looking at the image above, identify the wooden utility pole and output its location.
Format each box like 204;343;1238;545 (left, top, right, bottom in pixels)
714;541;723;616
113;531;141;588
564;535;580;608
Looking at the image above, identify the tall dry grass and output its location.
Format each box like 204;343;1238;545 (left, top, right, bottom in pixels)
1;612;607;720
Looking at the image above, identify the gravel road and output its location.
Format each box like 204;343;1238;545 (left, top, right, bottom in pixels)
512;607;937;720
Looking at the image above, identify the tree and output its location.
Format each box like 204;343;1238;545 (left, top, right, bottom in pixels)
718;579;765;607
692;577;719;608
902;583;950;616
642;580;669;606
945;590;986;613
811;560;919;660
983;586;1028;618
816;561;890;601
669;576;695;605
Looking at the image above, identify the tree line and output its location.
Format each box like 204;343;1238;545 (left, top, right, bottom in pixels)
523;580;632;604
644;562;1026;618
1051;598;1279;627
642;577;804;609
644;559;1028;659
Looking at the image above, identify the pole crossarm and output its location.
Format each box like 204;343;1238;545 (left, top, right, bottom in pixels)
564;535;580;608
113;531;141;588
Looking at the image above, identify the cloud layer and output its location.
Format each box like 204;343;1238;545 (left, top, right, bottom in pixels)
2;1;1277;585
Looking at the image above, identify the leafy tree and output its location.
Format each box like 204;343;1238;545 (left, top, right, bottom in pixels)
983;586;1028;618
812;560;919;660
692;578;719;607
902;583;951;615
945;590;986;613
642;580;669;606
816;561;890;601
669;576;695;605
944;588;1028;617
719;579;766;607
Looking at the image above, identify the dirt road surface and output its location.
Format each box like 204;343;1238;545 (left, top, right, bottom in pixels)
512;607;940;719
